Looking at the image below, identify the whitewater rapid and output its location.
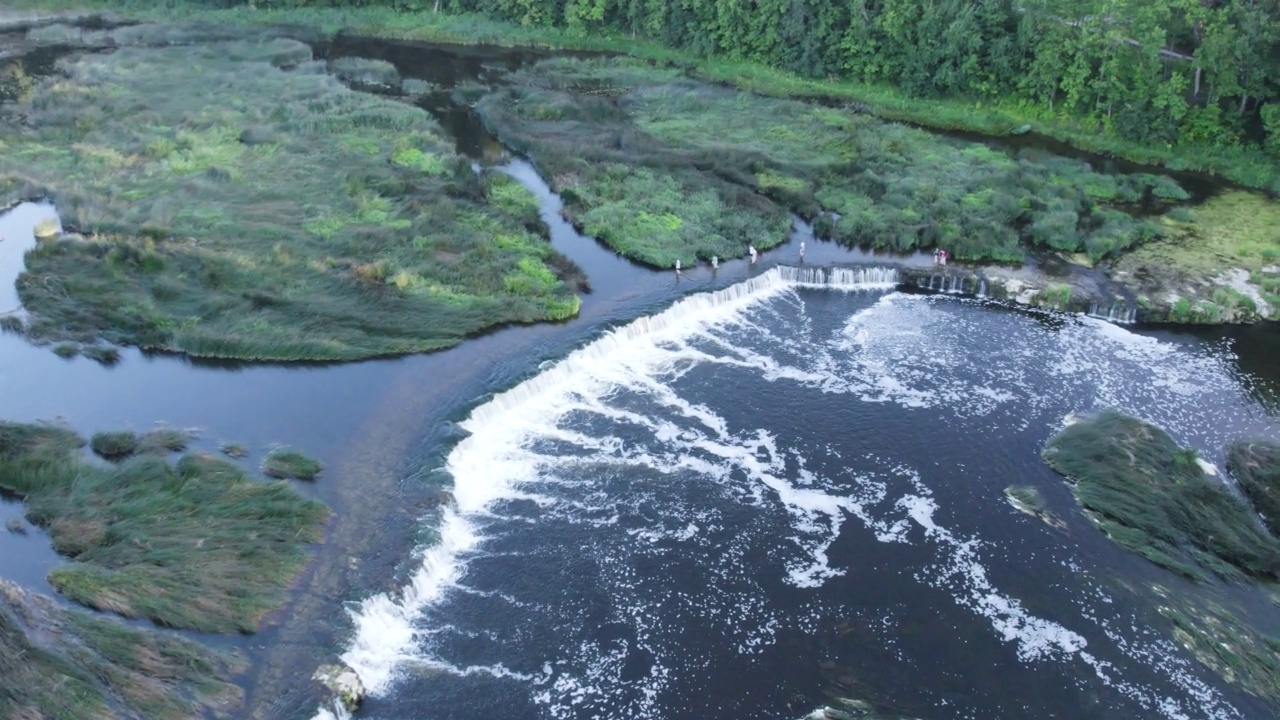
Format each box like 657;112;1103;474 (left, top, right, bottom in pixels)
317;266;1271;720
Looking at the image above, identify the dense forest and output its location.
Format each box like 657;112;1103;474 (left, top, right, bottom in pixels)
235;0;1280;156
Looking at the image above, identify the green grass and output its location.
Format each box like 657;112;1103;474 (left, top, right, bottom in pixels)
1043;411;1280;582
0;33;581;361
89;430;140;460
1228;441;1280;535
261;448;322;480
1;579;242;720
0;421;329;633
475;57;1178;264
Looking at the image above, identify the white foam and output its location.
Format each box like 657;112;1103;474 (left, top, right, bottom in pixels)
320;266;899;712
319;266;1267;720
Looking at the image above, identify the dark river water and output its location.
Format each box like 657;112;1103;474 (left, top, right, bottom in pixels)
3;31;1280;720
330;272;1280;720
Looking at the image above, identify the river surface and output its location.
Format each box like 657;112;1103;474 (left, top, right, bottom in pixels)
2;30;1280;720
332;268;1280;720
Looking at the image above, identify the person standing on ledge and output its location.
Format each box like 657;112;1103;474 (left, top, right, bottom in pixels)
748;244;758;263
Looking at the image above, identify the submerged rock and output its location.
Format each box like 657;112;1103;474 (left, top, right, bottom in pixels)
315;662;365;712
1003;485;1066;530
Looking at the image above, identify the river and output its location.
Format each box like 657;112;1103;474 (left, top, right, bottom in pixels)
1;31;1279;720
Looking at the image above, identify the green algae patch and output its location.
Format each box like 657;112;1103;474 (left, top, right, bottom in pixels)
0;421;329;633
1154;588;1280;703
0;34;580;361
476;57;1175;266
1228;440;1280;535
262;448;322;481
1042;410;1280;582
0;579;243;720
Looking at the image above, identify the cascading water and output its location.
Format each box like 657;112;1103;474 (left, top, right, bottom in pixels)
321;269;1278;720
1087;301;1138;325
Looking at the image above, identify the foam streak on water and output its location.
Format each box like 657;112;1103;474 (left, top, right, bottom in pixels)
326;272;1271;720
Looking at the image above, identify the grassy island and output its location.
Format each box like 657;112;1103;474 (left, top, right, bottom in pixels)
0;421;329;633
1;33;580;361
474;57;1190;266
1042;411;1280;582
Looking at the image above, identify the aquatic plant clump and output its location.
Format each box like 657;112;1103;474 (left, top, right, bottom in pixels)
90;430;140;460
475;57;1177;265
0;34;581;361
262;448;323;480
1156;588;1280;703
0;579;242;720
0;421;329;633
1227;440;1280;534
1042;410;1280;582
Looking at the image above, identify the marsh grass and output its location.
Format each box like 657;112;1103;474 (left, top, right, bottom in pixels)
0;579;241;720
0;421;329;633
261;448;322;480
1156;589;1280;702
1;34;580;361
1043;410;1280;582
89;430;139;460
1228;441;1280;535
138;427;190;454
218;441;248;459
477;57;1177;264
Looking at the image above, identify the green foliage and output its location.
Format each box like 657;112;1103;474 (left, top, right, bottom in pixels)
261;448;323;480
0;421;329;633
476;57;1180;263
1228;441;1280;535
1;34;580;361
1043;410;1280;582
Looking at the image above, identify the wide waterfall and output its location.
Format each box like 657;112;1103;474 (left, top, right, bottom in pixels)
325;272;1277;720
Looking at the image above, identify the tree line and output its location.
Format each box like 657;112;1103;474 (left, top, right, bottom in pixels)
251;0;1280;154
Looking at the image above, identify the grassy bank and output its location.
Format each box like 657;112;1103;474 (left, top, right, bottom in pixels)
475;57;1184;265
8;0;1278;193
1113;191;1280;322
0;421;328;633
1042;411;1280;582
0;30;580;361
1;579;242;719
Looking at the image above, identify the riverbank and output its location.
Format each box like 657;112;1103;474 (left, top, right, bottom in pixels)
6;1;1279;195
